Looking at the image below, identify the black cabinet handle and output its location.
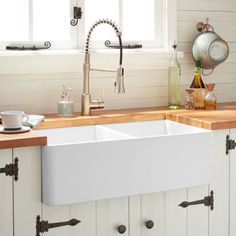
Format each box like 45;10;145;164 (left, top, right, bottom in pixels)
145;220;154;229
179;191;214;211
36;215;80;236
117;225;126;234
0;158;18;181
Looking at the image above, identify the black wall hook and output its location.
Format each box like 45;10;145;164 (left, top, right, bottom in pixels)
70;7;82;26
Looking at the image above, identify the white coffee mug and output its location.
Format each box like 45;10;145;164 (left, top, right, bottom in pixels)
0;111;29;130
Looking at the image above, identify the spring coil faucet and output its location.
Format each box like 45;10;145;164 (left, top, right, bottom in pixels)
81;19;125;116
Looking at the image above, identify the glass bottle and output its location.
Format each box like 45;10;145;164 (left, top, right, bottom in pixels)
190;61;206;109
168;42;181;109
185;89;195;110
204;83;217;110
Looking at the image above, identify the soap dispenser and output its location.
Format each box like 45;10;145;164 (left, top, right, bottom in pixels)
57;85;74;116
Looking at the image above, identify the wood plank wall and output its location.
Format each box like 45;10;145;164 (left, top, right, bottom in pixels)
0;0;235;114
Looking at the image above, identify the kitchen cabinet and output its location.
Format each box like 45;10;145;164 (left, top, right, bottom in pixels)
1;126;236;236
165;189;188;236
13;147;41;236
229;128;236;236
188;186;209;236
70;201;96;236
96;197;129;236
209;130;230;236
0;149;13;236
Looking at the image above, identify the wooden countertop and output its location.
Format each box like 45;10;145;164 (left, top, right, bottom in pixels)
1;102;236;149
0;130;47;149
36;102;236;130
166;103;236;130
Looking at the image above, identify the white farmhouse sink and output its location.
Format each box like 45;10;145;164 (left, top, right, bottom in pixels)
41;120;213;206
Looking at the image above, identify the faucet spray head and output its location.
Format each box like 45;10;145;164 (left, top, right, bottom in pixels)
115;66;125;93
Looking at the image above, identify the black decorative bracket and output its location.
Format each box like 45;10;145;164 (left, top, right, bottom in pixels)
70;7;82;26
179;190;214;211
226;135;236;155
0;158;18;181
105;40;142;49
36;215;80;236
6;41;51;51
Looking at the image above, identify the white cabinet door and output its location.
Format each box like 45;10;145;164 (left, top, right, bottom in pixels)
0;149;13;236
13;147;42;236
141;192;165;236
129;195;142;236
229;128;236;236
129;193;165;236
187;186;209;236
42;204;70;236
69;201;96;236
97;197;129;236
209;130;230;236
165;189;188;236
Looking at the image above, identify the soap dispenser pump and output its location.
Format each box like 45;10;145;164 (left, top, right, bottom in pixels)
57;85;74;116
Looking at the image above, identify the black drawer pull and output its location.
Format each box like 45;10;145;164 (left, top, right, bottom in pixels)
0;158;18;181
36;215;80;236
145;220;154;229
117;225;126;234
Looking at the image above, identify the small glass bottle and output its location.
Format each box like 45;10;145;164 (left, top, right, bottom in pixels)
57;85;74;116
190;60;206;109
204;83;217;110
185;89;195;110
168;41;181;109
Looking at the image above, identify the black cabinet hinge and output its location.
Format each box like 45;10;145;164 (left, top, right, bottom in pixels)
179;190;214;211
226;135;236;155
0;158;18;181
70;7;82;26
36;215;80;236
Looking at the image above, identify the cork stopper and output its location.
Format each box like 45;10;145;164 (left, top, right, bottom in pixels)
205;83;215;92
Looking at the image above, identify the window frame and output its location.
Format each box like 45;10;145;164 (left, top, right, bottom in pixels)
0;0;78;51
0;0;176;52
79;0;175;50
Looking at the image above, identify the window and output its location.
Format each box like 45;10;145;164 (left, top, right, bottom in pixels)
0;0;77;50
0;0;176;51
83;0;166;49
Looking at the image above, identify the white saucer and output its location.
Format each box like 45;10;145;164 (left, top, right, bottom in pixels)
0;126;31;134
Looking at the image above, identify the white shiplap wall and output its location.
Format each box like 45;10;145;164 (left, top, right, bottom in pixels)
0;0;236;114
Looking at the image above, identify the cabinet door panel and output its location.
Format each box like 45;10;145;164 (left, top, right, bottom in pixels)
97;197;129;236
165;189;188;236
14;147;41;236
0;149;13;236
69;201;96;236
129;195;142;236
230;128;236;236
42;204;70;236
187;186;209;236
142;192;165;236
209;130;229;236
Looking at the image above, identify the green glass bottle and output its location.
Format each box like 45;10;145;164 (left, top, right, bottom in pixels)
168;43;181;109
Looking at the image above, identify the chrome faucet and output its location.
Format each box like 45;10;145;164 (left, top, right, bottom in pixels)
81;19;125;116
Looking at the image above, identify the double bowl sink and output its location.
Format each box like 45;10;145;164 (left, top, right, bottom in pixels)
41;120;213;206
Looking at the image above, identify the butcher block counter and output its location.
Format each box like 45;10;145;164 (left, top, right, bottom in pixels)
37;102;236;130
1;102;236;149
